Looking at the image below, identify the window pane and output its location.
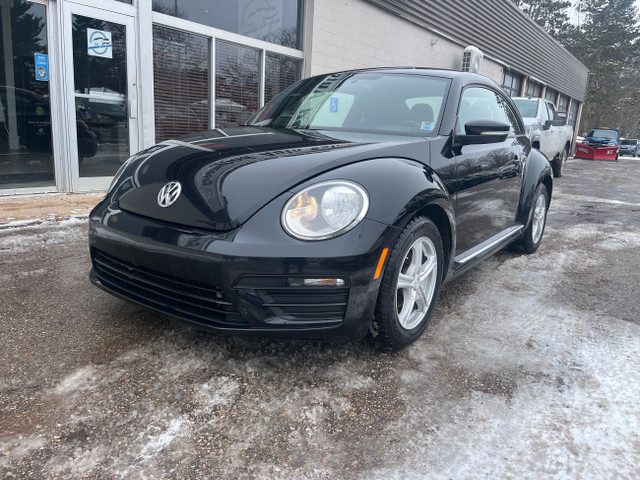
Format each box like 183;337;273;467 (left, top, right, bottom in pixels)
73;15;128;177
215;41;259;128
264;52;301;104
501;70;522;97
558;95;569;111
0;1;54;189
545;88;558;103
153;25;209;142
459;87;522;135
153;0;302;49
525;80;542;98
569;102;579;126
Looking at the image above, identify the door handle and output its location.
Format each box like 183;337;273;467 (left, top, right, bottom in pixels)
129;82;137;119
128;98;137;119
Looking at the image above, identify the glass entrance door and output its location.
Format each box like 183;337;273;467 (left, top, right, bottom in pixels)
0;0;55;191
63;3;137;191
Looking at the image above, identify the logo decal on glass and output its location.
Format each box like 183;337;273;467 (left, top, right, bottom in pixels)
87;28;113;59
157;181;182;208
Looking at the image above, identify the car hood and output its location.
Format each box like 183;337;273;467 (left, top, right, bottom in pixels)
113;126;428;231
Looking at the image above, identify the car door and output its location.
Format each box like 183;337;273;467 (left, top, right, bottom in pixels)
454;86;526;255
545;102;561;157
537;101;553;160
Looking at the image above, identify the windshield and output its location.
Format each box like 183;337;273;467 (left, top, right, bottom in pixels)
621;139;637;145
588;129;618;139
513;99;538;118
247;72;451;136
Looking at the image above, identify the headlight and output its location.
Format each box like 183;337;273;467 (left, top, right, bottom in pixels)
282;180;369;240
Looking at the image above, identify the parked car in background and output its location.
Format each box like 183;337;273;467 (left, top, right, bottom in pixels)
619;138;639;157
582;127;621;160
513;97;574;177
1;86;98;160
89;68;552;350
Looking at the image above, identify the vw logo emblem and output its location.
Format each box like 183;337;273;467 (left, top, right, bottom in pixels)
157;181;182;208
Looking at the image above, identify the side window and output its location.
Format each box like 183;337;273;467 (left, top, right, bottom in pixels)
502;96;524;135
457;87;522;135
540;102;550;123
547;103;557;121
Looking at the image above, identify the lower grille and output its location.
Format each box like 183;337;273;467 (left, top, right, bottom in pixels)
92;249;246;327
234;279;349;326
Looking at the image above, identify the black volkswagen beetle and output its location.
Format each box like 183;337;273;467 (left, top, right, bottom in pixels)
89;68;552;350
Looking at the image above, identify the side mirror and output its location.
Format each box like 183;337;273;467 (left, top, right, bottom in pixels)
543;120;552;130
456;120;510;145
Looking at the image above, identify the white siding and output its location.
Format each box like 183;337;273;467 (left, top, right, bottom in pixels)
305;0;504;85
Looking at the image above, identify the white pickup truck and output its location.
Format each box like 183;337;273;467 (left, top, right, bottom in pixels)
513;97;574;177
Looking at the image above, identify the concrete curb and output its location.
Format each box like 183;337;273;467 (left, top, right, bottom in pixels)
0;192;104;225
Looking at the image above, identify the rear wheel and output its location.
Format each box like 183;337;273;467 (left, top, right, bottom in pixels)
512;184;548;254
374;217;443;350
553;148;568;177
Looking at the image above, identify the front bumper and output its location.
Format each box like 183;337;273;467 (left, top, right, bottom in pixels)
88;202;397;342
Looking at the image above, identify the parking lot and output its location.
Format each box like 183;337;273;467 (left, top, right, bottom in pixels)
1;156;639;479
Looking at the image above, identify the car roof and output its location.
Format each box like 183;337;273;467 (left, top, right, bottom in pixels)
308;67;497;86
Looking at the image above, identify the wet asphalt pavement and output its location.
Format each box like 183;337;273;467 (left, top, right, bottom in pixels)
1;157;639;479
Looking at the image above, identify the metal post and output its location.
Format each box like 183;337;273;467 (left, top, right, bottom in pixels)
1;4;20;150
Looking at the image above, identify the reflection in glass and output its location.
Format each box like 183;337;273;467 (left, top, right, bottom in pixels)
72;15;128;178
265;52;302;104
153;25;209;143
152;0;303;49
215;41;259;128
0;1;54;189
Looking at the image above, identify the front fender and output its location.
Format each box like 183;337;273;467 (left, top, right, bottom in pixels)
303;157;456;276
293;157;453;227
517;148;552;227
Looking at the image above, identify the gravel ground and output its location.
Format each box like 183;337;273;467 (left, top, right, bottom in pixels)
1;157;639;479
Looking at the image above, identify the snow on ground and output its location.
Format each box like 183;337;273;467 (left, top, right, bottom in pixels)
0;216;87;254
1;173;640;478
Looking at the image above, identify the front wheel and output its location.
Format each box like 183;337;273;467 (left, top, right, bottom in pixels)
374;217;443;350
512;184;548;254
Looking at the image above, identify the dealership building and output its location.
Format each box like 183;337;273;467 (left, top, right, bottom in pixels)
0;0;588;195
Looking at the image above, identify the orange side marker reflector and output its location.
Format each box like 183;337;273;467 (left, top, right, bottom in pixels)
374;247;389;280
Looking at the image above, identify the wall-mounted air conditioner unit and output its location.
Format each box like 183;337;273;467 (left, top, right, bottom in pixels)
461;46;484;73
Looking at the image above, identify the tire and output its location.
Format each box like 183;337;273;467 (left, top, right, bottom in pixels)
374;217;443;350
552;148;568;178
512;184;548;254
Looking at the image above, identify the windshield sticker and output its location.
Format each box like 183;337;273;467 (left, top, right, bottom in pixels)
421;121;434;130
329;97;339;113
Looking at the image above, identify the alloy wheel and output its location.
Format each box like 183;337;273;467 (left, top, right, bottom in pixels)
532;193;547;244
395;237;438;330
